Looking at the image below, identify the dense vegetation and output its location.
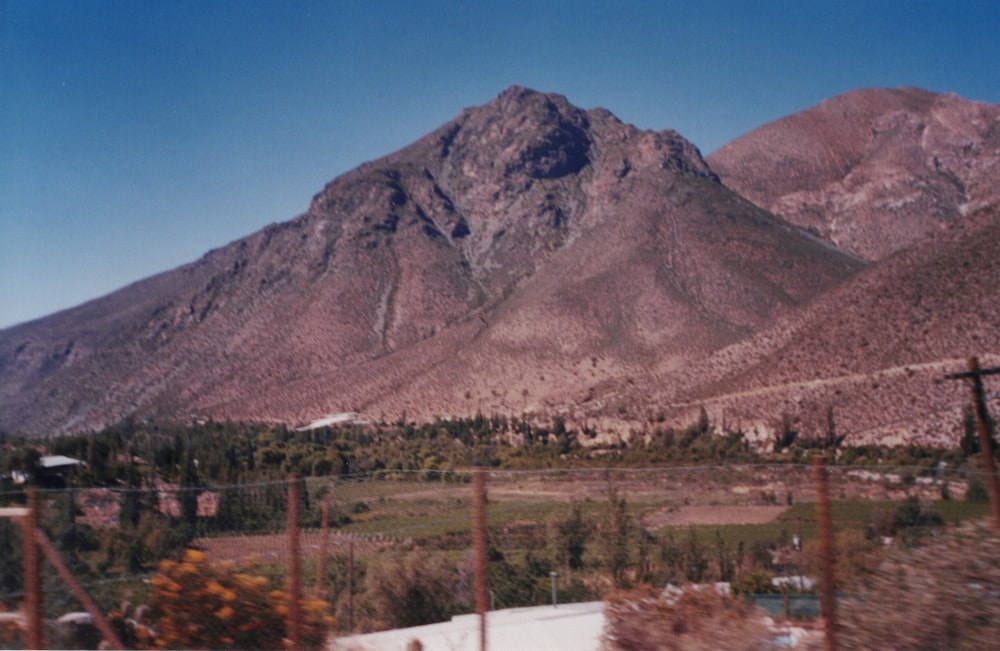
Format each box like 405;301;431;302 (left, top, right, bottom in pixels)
4;409;986;489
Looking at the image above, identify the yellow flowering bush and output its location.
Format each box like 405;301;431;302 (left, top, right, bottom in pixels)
129;549;332;650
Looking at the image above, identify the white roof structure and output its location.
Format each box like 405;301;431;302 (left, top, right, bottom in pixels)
38;455;83;469
330;601;606;651
297;412;361;431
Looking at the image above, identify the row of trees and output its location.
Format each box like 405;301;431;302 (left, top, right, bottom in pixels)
5;407;992;495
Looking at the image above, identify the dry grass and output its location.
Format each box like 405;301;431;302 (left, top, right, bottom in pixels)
602;586;790;651
838;521;1000;650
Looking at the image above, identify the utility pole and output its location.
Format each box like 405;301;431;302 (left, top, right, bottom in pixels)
944;356;1000;533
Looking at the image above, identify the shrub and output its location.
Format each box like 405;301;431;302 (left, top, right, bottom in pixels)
866;495;943;546
603;585;778;651
803;528;883;591
352;550;465;632
119;549;332;650
548;502;590;571
839;522;1000;650
731;568;778;595
965;472;990;503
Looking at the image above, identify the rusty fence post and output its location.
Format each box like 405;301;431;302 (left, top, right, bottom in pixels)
347;539;354;633
287;475;302;651
34;529;125;649
24;487;43;650
315;481;332;597
812;456;838;651
472;468;489;651
347;540;355;633
12;489;125;650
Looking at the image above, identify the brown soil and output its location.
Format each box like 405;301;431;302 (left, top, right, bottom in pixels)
193;530;407;565
643;504;789;528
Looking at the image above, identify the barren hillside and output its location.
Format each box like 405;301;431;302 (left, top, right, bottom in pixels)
629;205;1000;447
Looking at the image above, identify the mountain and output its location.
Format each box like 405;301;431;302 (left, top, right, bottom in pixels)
624;202;1000;448
4;86;999;446
708;87;1000;260
0;86;862;437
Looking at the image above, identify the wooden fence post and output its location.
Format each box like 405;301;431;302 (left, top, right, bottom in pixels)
24;487;43;650
34;528;125;649
813;456;838;651
473;468;489;651
315;481;332;597
287;475;302;651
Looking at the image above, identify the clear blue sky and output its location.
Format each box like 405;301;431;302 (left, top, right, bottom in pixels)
2;1;998;329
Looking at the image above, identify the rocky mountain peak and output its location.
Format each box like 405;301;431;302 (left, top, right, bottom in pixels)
483;85;592;180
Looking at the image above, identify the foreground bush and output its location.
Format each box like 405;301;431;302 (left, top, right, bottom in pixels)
839;522;1000;650
118;549;332;650
352;550;466;632
603;586;779;651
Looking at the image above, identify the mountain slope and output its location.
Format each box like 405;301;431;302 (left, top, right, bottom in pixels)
638;204;1000;447
0;87;861;436
708;87;1000;260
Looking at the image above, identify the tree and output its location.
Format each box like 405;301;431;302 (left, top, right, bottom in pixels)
774;413;797;453
715;530;736;582
821;406;846;449
603;486;632;587
683;527;709;583
119;462;145;529
178;452;201;528
549;502;590;571
658;533;687;585
696;406;710;435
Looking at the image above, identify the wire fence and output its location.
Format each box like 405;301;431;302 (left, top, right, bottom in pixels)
1;461;997;649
